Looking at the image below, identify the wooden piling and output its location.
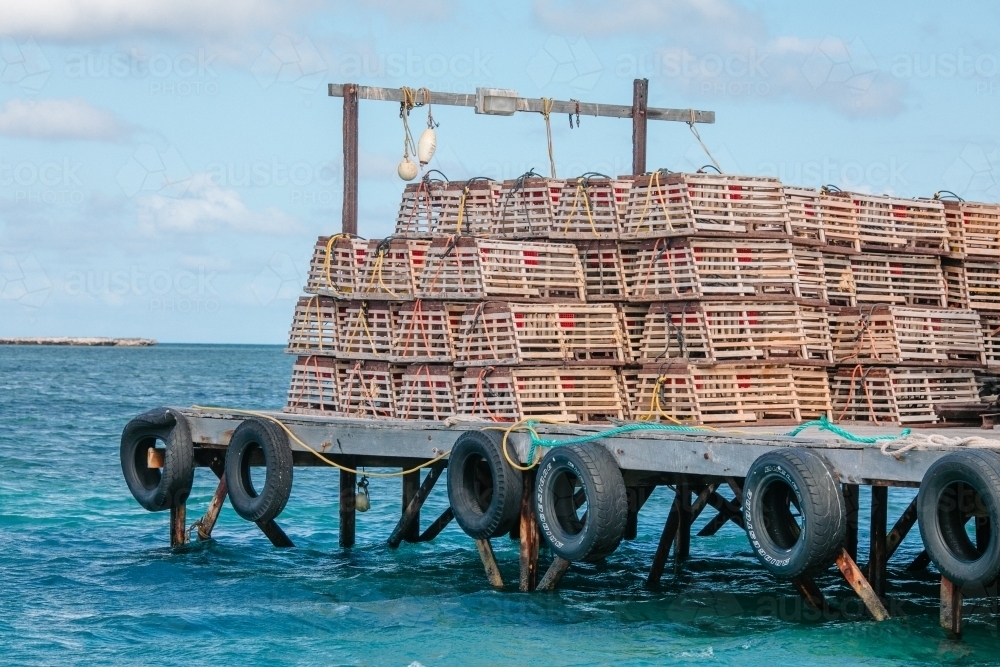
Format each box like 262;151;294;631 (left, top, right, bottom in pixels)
869;486;888;598
339;464;356;548
843;483;860;561
941;576;962;639
697;490;743;536
519;469;540;592
793;575;828;612
476;539;504;588
170;504;187;547
256;518;295;548
886;494;919;560
835;548;890;621
401;470;421;543
537;557;571;591
647;493;681;586
674;482;692;571
197;476;228;541
625;485;653;540
389;462;445;548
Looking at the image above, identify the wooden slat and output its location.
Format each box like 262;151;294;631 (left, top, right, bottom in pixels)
285;355;339;415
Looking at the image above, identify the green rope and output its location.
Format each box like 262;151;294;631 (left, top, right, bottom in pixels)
521;415;910;465
784;415;910;444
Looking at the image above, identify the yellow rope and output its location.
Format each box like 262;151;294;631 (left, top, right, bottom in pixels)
190;406;449;477
455;186;468;235
563;180;599;236
366;248;398;297
541;97;556;178
322;234;345;292
635;171;672;234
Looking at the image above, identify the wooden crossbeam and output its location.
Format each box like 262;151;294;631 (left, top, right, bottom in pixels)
328;84;715;123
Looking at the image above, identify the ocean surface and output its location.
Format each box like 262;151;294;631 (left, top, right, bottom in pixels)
1;344;998;666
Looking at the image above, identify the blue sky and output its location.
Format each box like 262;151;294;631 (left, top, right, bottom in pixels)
1;0;998;343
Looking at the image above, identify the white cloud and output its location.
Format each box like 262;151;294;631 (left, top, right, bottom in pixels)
0;0;318;42
135;173;301;236
0;98;134;141
534;0;908;116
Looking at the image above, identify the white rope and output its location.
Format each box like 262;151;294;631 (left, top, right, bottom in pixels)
880;432;1000;456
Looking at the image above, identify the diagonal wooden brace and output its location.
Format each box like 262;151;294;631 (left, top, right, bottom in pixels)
835;547;890;621
537;557;571;591
388;461;446;549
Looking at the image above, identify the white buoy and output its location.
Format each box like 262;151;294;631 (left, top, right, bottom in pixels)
397;156;418;181
417;127;436;166
355;492;370;512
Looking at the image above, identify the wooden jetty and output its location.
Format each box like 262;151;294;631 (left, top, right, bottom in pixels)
120;81;1000;641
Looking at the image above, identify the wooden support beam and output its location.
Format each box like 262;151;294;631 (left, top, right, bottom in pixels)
401;469;421;543
256;518;294;548
196;475;228;541
625;485;653;540
170;504;187;548
697;491;744;536
339;465;356;548
519;469;540;592
869;486;889;598
415;508;454;542
675;482;692;571
835;548;890;621
647;493;681;587
690;483;717;519
342;82;358;236
908;550;932;572
886;494;919;560
976;516;991;552
537;557;571;591
476;538;504;588
389;462;445;548
631;78;648;175
941;576;963;639
792;575;828;612
327;84;715;123
843;483;860;562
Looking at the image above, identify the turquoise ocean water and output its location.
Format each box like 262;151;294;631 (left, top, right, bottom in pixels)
1;344;998;666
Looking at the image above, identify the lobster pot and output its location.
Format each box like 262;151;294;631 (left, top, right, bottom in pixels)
337;361;397;419
417;239;585;301
435;179;500;237
965;260;1000;311
414;236;483;299
494;177;563;238
830;367;980;425
454;302;625;366
942;259;969;309
454;366;518;421
287;296;339;355
621;172;791;239
830;192;947;252
618;368;640;421
830;306;986;366
618;303;649;363
336;300;397;360
943;200;1000;258
304;236;367;297
623;238;800;302
822;252;857;307
982;313;1000;368
550;177;629;239
800;307;834;363
850;254;946;307
510;367;625;423
784;186;825;245
357;238;430;299
394;178;444;237
394;364;456;420
638;301;829;364
575;240;627;301
820;191;863;251
285;356;339;415
631;363;828;425
392;300;462;363
792;248;828;303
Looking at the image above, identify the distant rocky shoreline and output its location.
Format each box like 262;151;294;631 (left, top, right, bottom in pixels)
0;337;157;347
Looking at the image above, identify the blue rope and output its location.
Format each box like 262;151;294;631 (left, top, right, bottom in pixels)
521;416;910;464
784;415;910;444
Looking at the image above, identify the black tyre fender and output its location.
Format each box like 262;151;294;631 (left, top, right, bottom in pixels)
743;448;846;579
224;418;294;523
446;429;523;539
917;450;1000;588
534;443;627;562
120;407;194;512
